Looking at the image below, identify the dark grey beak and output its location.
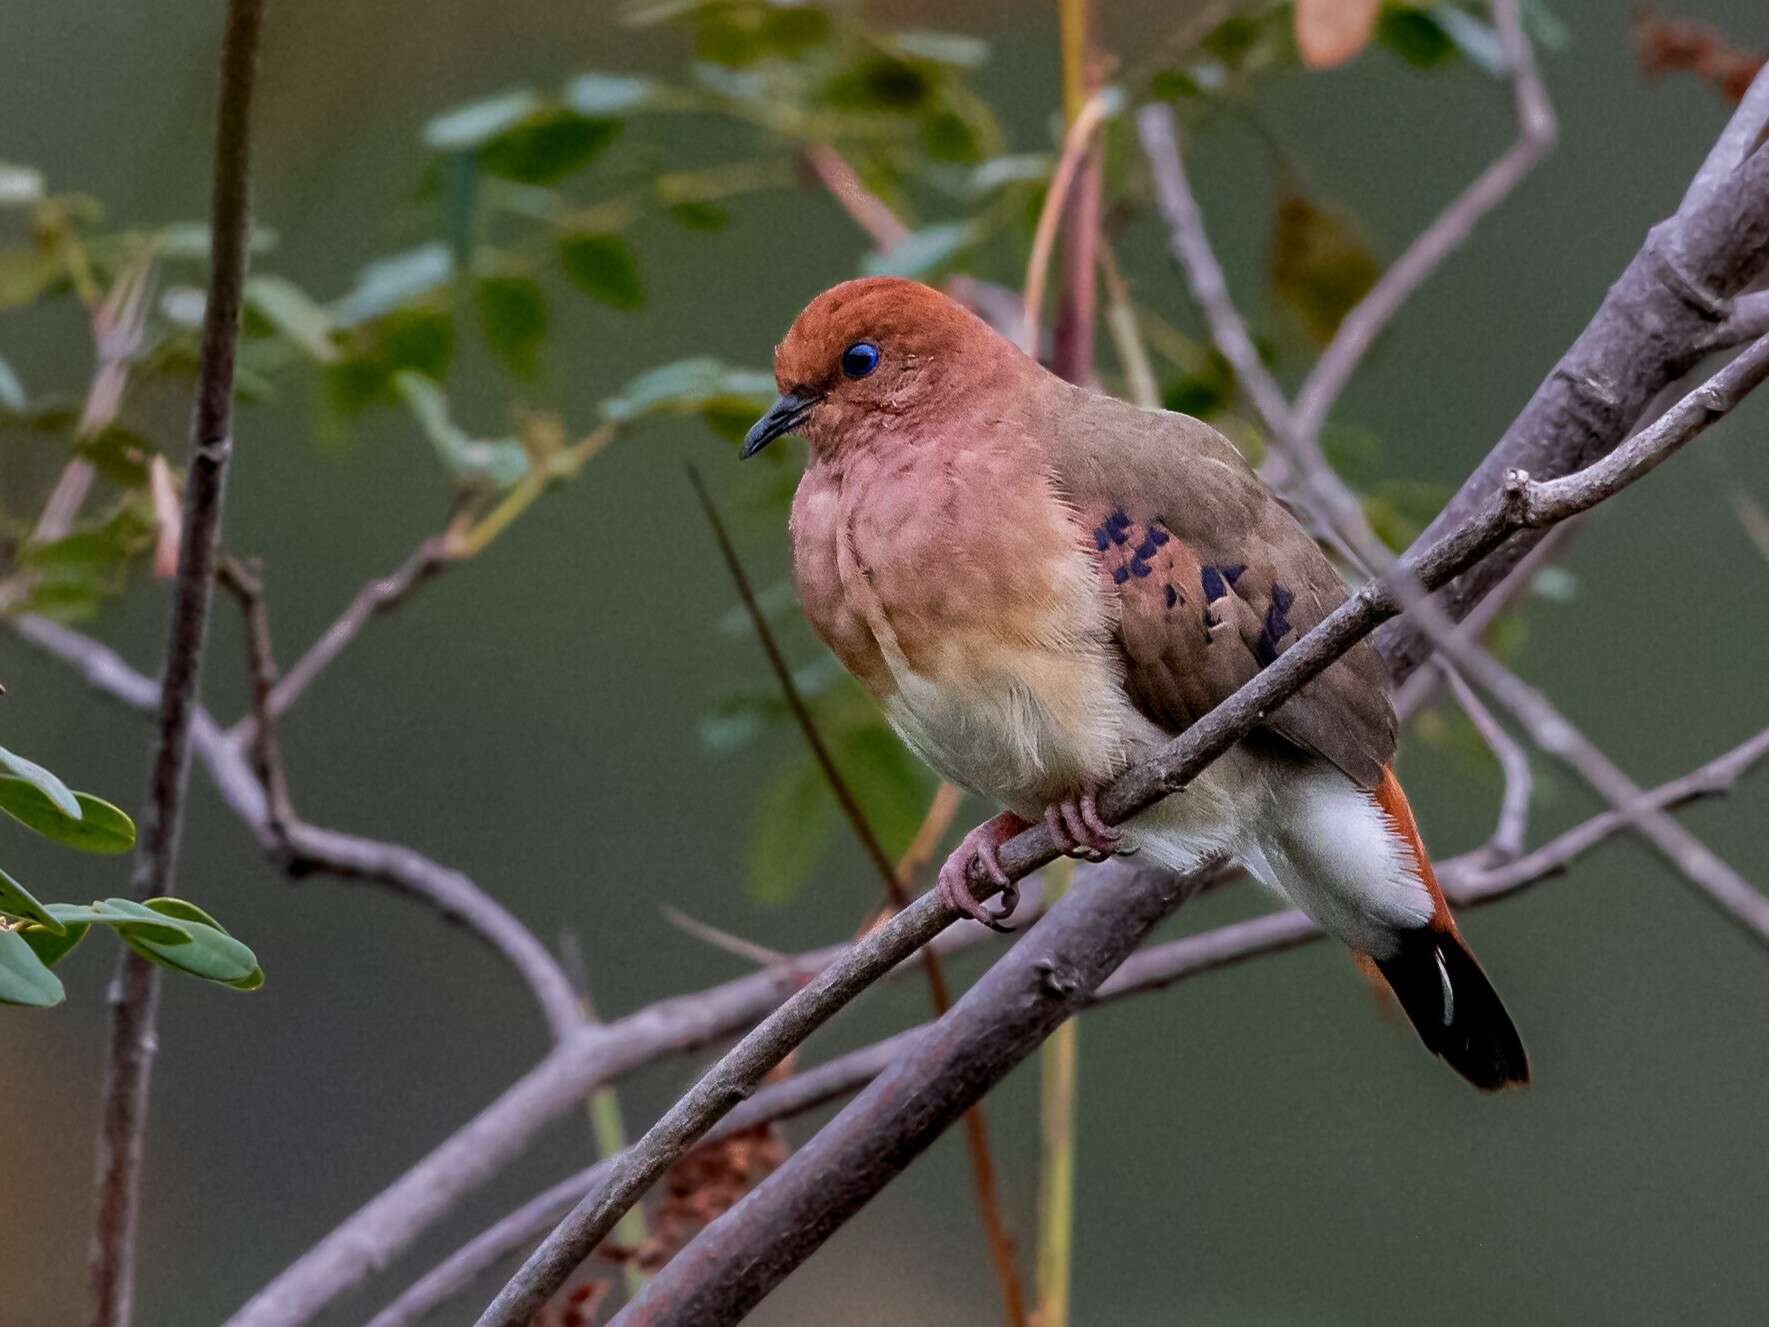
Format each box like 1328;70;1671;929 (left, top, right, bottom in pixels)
740;392;819;459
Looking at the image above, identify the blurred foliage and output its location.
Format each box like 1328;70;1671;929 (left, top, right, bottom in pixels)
0;0;1561;909
0;742;261;1007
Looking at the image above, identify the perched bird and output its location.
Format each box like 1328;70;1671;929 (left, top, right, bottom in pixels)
741;277;1528;1091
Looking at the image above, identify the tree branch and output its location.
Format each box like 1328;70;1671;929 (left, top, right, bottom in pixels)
83;3;266;1323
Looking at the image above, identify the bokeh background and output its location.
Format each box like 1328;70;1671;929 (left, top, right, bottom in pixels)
4;2;1768;1324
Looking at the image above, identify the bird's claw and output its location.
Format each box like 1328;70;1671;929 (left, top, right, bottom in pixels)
935;812;1028;932
1042;791;1121;861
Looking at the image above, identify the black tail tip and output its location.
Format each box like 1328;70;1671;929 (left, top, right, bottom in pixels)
1374;930;1530;1092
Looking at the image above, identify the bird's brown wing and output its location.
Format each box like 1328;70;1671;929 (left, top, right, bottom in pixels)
1051;394;1396;788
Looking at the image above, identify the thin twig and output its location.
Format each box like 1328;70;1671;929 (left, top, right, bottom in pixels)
216;555;297;851
1022;91;1113;355
1416;596;1769;943
476;335;1769;1325
84;3;266;1324
800;143;907;250
230;533;453;744
1438;663;1532;862
1289;0;1557;447
686;465;1028;1327
13;614;587;1043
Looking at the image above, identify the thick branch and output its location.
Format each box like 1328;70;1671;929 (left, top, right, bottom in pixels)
83;4;266;1325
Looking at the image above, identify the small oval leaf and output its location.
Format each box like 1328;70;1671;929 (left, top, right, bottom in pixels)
0;780;136;854
0;928;66;1006
0;745;82;819
0;865;63;932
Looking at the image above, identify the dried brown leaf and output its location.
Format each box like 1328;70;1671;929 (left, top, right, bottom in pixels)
1295;0;1381;71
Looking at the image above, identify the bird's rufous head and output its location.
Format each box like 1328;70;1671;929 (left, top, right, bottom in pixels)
740;277;1023;460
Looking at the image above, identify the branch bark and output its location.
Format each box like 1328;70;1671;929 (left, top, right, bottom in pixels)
83;3;266;1324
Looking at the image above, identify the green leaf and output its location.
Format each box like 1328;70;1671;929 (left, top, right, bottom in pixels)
0;162;45;207
693;2;829;68
144;898;263;989
892;29;990;68
246;274;339;362
834;721;935;859
0;929;65;1007
1431;6;1506;76
565;73;658;115
0;245;64;309
861;222;973;279
1376;9;1457;68
48;900;187;945
970;154;1051;194
393;372;530;488
0;780;136;854
104;899;259;985
328;307;456;414
156;221;280;261
1269;193;1379;345
0;353;25;411
20;920;88;970
477;275;548;378
0;864;62;931
480;112;621;186
328;243;453;329
746;756;839;904
602;357;775;426
424;88;545;151
666;201;730;231
558;233;644;311
0;746;81;820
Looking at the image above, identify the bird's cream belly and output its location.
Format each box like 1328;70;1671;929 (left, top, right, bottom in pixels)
880;644;1145;816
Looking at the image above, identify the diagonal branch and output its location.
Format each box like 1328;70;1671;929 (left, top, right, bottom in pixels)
84;3;267;1324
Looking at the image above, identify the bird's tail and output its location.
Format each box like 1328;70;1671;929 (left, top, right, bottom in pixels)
1370;768;1530;1092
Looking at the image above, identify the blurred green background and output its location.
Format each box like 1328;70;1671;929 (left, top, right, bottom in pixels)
3;2;1767;1324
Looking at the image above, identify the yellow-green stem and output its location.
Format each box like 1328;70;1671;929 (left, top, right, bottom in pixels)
1036;857;1078;1327
589;1085;650;1297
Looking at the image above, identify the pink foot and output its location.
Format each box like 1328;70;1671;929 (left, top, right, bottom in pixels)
1041;790;1121;862
936;811;1032;931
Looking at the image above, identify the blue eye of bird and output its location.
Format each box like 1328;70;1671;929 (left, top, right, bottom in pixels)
840;341;880;379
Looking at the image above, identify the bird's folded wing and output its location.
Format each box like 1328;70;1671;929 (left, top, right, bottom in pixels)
1054;400;1396;789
